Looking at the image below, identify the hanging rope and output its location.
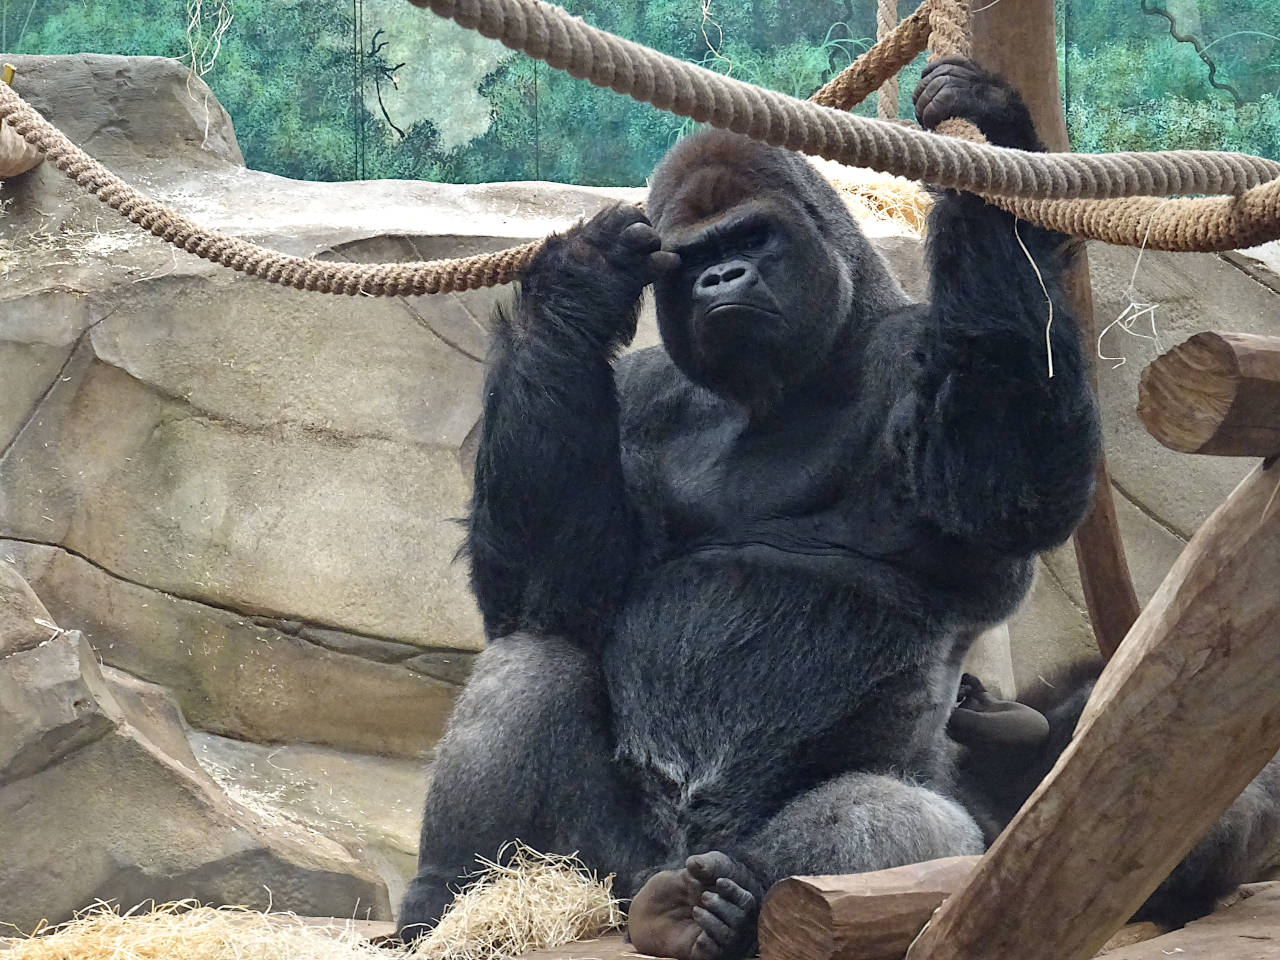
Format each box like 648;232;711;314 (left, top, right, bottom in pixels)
3;0;1280;295
875;0;900;122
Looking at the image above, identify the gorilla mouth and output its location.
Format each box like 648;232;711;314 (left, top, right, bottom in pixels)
702;302;780;325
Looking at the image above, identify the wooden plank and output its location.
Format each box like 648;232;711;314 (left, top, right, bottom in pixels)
1101;882;1280;959
519;934;653;960
758;857;978;960
1138;332;1280;458
903;458;1280;960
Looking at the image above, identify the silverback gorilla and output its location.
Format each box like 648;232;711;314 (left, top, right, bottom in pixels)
399;59;1101;958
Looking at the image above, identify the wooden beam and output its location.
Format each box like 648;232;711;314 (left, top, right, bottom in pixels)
1138;332;1280;458
971;0;1140;660
757;857;978;960
903;457;1280;960
1101;882;1280;960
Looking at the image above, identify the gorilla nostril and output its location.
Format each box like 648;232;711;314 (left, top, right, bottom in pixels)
722;266;746;283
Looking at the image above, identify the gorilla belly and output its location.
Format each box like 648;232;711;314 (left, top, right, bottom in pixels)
604;556;952;847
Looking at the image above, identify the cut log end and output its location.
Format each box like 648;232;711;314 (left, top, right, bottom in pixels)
759;857;979;960
1138;332;1280;458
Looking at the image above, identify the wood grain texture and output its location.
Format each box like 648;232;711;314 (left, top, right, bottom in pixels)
1138;332;1280;458
1100;882;1280;960
904;458;1280;960
758;857;979;960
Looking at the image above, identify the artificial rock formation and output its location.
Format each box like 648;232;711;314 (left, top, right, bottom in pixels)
0;563;390;931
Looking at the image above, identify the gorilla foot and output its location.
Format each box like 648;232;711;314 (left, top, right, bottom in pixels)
628;852;762;960
397;871;456;944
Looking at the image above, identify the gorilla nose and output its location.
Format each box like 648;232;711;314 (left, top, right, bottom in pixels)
694;260;758;304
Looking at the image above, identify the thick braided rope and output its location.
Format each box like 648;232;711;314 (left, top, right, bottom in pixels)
876;0;900;122
415;0;1280;201
811;1;930;110
0;79;540;294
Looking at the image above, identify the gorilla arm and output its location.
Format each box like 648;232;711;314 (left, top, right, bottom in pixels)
467;206;673;642
897;59;1101;556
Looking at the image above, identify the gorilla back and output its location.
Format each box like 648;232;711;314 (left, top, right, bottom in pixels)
400;59;1101;960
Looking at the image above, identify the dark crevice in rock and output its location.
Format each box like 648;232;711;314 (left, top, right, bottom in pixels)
0;326;94;466
398;294;486;364
1037;555;1091;623
1219;252;1280;298
0;536;443;661
298;626;424;664
403;648;477;685
1110;477;1192;544
0;712;116;788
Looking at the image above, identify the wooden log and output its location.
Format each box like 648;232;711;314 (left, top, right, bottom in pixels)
1138;332;1280;458
1100;882;1280;959
757;856;978;960
903;458;1280;960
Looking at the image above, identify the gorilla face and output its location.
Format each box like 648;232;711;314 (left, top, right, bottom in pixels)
647;132;860;414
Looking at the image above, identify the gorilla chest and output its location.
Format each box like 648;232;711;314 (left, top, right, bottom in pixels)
650;412;914;561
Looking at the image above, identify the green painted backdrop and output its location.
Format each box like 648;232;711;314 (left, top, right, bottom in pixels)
3;0;1277;184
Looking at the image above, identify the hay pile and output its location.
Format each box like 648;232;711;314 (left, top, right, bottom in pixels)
411;844;624;960
808;157;932;235
1;903;390;960
1;845;624;960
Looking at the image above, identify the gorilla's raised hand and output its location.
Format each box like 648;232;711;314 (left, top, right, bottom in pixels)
521;204;680;353
914;57;1044;152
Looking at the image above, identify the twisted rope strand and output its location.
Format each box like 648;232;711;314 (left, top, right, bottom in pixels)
876;0;901;121
3;0;1280;296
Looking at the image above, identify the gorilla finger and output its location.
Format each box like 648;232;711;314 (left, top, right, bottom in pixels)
714;877;756;912
690;930;726;960
686;852;729;886
920;54;975;75
917;71;973;109
701;890;748;930
619;221;662;255
692;905;737;948
920;88;965;126
918;58;983;88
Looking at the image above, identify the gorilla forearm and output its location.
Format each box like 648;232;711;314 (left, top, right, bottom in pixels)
907;58;1100;555
466;211;662;641
469;322;636;641
913;192;1100;554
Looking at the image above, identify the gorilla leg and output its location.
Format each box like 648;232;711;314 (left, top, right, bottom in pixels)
399;632;658;939
628;774;983;960
745;772;985;879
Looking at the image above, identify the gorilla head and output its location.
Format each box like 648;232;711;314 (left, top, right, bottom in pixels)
645;129;906;413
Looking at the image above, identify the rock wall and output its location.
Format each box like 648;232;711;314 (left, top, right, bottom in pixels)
2;53;1279;925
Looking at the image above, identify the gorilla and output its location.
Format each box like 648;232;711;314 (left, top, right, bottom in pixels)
399;58;1101;959
954;667;1280;928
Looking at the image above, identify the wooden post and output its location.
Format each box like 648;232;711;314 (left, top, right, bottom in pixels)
971;0;1140;660
1138;332;1280;457
757;857;978;960
902;455;1280;960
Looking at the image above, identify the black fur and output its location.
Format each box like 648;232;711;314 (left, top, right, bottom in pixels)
400;60;1101;956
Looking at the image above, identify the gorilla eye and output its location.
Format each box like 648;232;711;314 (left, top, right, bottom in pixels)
731;219;773;250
